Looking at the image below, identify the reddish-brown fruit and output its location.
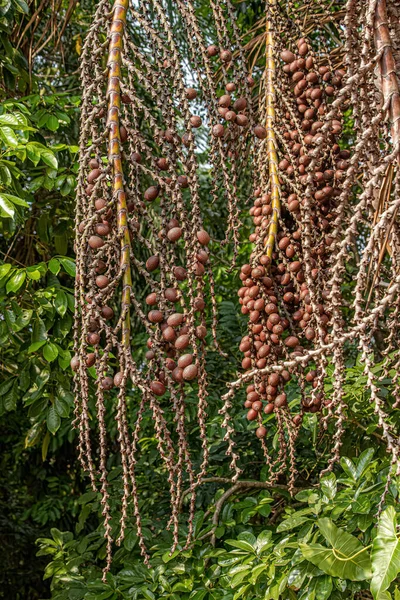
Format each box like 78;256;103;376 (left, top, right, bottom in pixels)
183;364;198;381
207;45;219;57
197;230;210;245
95;222;110;236
247;409;258;421
256;426;267;438
177;175;189;188
87;332;100;346
70;356;79;371
162;326;176;343
293;415;302;426
281;49;295;63
95;198;107;211
165;288;178;303
88;168;101;183
226;82;236;92
264;403;275;415
178;354;193;369
167;313;184;327
146;255;159;271
174;266;187;281
254;125;267;139
96;275;109;289
148;310;163;323
285;336;299;348
132;151;142;163
145;293;157;306
86;353;95;367
88;235;104;249
252;400;263;412
236;114;249;127
157;158;169;171
220;49;232;62
101;377;114;390
190;115;202;128
275;394;287;408
89;158;99;169
167;227;182;242
144;186;159;201
175;334;190;350
212;124;225;137
185;87;197;100
120;126;128;143
225;110;237;122
172;367;184;383
219;94;231;108
196;325;207;339
114;372;124;387
194;297;205;311
150;381;166;396
100;306;113;320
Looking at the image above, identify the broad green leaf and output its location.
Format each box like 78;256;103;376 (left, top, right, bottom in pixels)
48;258;60;275
46;115;59;131
356;448;375;480
0;378;15;396
321;473;337;500
40;148;58;169
43;342;58;362
59;256;75;277
6;269;26;293
277;513;312;532
0;114;20;125
371;507;400;599
0;194;15;218
4;381;18;411
47;405;61;434
0;263;12;279
300;518;372;581
54;289;67;316
0;126;18;146
340;457;357;481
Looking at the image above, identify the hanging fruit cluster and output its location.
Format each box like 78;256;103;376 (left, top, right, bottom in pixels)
235;35;350;483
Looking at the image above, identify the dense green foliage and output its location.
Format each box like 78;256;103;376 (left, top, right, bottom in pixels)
1;1;400;599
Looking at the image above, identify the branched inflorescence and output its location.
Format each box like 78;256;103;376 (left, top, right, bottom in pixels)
73;0;265;577
223;0;400;496
74;0;400;573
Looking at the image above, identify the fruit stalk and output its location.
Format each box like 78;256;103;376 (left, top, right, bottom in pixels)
374;0;400;163
264;0;280;260
107;0;132;348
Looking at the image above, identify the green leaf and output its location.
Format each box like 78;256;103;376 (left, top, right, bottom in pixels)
4;381;18;411
0;193;15;218
371;507;400;599
59;257;76;277
6;269;26;293
0;263;12;279
46;115;59;131
0;114;20;125
0;126;19;147
300;518;372;581
48;258;60;275
0;378;15;396
43;342;58;362
40;149;58;169
54;289;68;316
277;512;312;532
321;473;337;500
14;0;29;13
47;405;61;434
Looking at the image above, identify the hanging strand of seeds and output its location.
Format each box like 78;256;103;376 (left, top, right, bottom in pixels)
223;0;400;498
73;0;269;576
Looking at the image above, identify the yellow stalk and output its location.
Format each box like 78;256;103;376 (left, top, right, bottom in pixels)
264;0;280;261
107;0;132;348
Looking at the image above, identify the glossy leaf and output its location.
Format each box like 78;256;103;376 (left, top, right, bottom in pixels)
371;507;400;599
